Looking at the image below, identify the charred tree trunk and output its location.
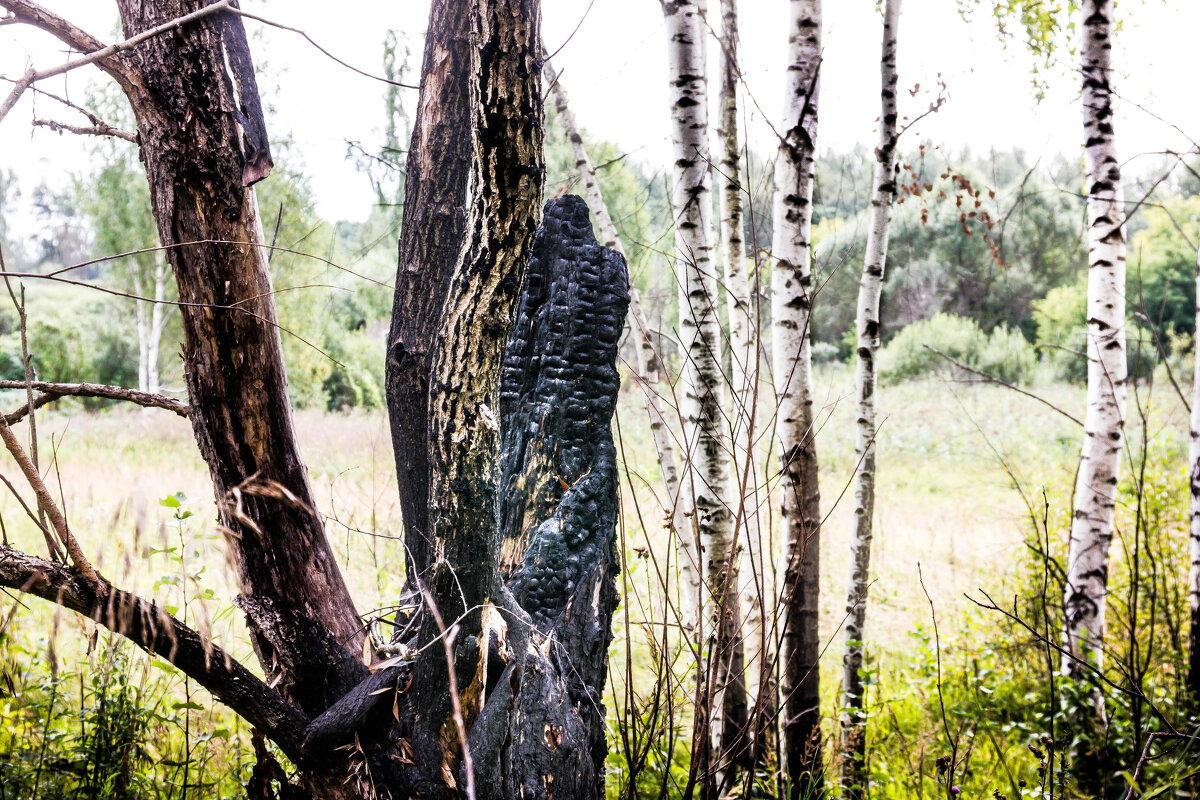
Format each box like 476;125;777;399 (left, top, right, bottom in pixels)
542;58;701;629
772;1;824;795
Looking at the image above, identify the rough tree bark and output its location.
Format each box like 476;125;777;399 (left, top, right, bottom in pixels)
772;0;824;794
1062;0;1127;684
542;57;701;629
661;0;738;789
110;0;367;718
385;0;473;585
840;2;900;797
0;2;627;797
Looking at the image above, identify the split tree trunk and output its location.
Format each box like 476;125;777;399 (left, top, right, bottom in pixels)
661;0;738;789
771;0;824;795
1062;0;1127;683
542;58;701;628
840;2;900;797
0;2;627;797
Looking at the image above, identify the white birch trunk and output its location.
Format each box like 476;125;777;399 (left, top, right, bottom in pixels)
1062;0;1127;680
132;266;149;394
662;0;735;766
543;58;701;629
148;258;167;396
772;0;823;783
716;0;764;723
1188;233;1200;702
840;2;900;794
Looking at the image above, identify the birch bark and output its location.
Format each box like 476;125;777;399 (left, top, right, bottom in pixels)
715;0;754;763
771;0;823;792
840;2;900;796
1062;0;1127;680
543;58;701;628
661;0;736;780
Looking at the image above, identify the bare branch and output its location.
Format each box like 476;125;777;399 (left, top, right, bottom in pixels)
0;0;107;57
0;413;97;585
0;0;234;124
33;116;136;142
228;7;417;89
0;381;188;421
923;344;1084;427
0;544;311;761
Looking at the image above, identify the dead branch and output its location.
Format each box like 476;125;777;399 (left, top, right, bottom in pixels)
0;413;97;585
923;344;1084;427
33;116;136;142
0;0;233;124
0;380;188;421
0;544;311;760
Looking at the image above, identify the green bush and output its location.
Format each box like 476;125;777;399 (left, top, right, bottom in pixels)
810;340;841;365
878;313;1038;386
1032;281;1088;382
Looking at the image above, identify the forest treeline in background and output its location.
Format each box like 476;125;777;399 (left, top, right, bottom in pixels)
0;0;1198;799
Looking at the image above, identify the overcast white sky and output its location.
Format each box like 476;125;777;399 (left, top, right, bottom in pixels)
3;1;1199;223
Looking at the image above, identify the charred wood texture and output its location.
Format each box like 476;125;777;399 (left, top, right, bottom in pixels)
478;194;628;800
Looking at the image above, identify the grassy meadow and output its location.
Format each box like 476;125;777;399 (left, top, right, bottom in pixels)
1;362;1194;797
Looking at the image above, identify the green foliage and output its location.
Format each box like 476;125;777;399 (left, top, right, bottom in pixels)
1032;280;1087;381
878;313;1036;384
813;148;1085;354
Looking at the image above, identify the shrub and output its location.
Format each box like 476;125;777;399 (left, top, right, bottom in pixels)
810;340;841;365
879;313;1037;385
1033;281;1087;382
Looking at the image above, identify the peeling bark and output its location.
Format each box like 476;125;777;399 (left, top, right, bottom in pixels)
771;1;824;794
1062;0;1127;683
840;3;900;797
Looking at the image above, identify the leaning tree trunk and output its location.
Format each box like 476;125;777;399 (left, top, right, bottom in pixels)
661;0;738;791
111;0;367;721
543;58;701;629
1062;0;1127;684
772;0;824;795
840;2;900;797
1188;232;1200;707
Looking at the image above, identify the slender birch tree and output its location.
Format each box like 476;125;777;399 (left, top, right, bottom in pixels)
717;0;764;735
772;0;824;793
542;58;702;628
1062;0;1127;684
840;2;900;796
1189;233;1200;706
660;0;737;784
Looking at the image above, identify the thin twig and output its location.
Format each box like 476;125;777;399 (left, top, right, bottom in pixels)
923;344;1083;426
